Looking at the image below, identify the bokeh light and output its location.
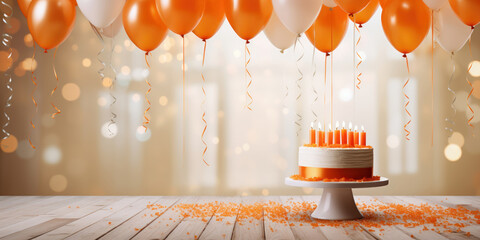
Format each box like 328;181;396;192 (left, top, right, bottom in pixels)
131;93;140;102
444;144;462;162
469;61;480;77
136;126;151;142
102;77;113;88
5;17;20;35
97;97;107;107
121;66;130;75
339;87;353;102
49;174;68;192
24;34;33;47
16;140;35;159
386;135;400;149
448;132;465;147
101;122;118;139
159;96;168;106
14;65;25;77
22;57;37;71
262;189;269;196
0;51;13;72
212;137;219;144
82;58;91;68
1;135;18;153
43;146;62;165
62;83;81;101
71;44;78;51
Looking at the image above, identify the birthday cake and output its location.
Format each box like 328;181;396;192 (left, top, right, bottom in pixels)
294;122;375;181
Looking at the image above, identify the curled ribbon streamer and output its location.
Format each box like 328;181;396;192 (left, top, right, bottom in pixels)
50;48;61;119
1;0;13;140
330;52;333;126
431;11;434;145
201;40;209;166
445;53;456;134
182;36;186;163
294;35;304;136
108;38;117;134
354;24;362;90
323;53;328;134
311;26;318;124
143;52;152;131
245;40;253;111
282;50;288;112
466;38;474;132
28;44;37;149
403;54;412;140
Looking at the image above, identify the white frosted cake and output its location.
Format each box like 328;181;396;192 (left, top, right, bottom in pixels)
298;146;374;180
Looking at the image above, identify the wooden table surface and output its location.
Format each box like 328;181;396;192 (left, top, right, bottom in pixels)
0;196;479;239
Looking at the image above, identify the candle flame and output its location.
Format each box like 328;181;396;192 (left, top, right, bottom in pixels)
318;122;322;130
335;121;339;129
354;125;358;131
361;125;365;132
329;123;332;131
349;122;352;130
342;121;345;128
311;122;314;129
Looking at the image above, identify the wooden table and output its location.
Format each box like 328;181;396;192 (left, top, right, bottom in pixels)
0;196;479;239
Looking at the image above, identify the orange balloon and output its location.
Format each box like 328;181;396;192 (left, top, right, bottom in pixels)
334;0;370;14
379;0;388;8
156;0;205;36
305;6;349;53
17;0;32;17
27;0;76;51
382;0;431;54
193;0;225;40
123;0;168;52
225;0;272;41
349;0;379;26
448;0;480;27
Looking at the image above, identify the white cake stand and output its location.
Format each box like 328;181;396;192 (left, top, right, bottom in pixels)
285;177;389;220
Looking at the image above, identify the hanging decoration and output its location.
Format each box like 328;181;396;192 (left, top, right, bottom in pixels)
193;0;225;166
334;0;370;15
1;0;13;141
448;0;480;28
263;12;296;53
382;0;431;140
77;0;125;28
123;0;169;131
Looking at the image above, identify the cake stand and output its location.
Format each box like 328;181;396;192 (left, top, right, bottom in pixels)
285;177;389;220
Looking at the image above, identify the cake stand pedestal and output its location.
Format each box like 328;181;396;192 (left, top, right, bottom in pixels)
285;177;389;220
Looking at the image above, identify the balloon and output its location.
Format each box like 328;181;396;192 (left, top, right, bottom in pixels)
305;6;349;53
324;0;337;7
272;0;323;34
102;14;122;38
349;0;379;26
123;0;168;52
225;0;273;41
156;0;205;36
27;0;76;51
77;0;125;28
263;11;297;51
381;0;431;54
17;0;31;17
448;0;480;27
334;0;370;14
436;3;472;52
379;0;387;8
193;0;225;40
423;0;447;10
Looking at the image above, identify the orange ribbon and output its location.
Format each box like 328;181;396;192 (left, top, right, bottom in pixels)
245;40;252;111
143;52;152;131
403;54;411;141
201;40;209;166
467;38;475;132
299;166;373;179
28;44;38;149
355;23;362;90
50;47;61;119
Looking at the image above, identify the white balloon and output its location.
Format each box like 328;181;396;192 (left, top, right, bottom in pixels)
272;0;323;34
102;14;122;38
436;4;472;53
324;0;337;8
264;12;297;51
422;0;447;11
77;0;126;28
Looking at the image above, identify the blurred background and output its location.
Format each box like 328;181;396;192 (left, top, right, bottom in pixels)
1;1;479;196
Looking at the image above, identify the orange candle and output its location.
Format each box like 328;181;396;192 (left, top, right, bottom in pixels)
327;124;333;146
347;123;354;147
354;126;359;146
317;123;324;146
334;121;340;145
360;125;366;146
341;121;347;145
309;122;316;145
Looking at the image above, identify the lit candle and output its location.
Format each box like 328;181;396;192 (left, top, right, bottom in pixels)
347;122;354;147
317;123;324;146
341;121;347;145
360;125;366;146
309;122;316;145
354;125;359;146
327;123;333;146
334;121;340;145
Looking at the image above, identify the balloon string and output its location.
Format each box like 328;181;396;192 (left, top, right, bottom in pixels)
467;38;474;132
108;37;117;135
445;53;456;135
352;16;356;124
431;11;434;146
28;43;37;149
201;40;209;166
245;40;253;111
355;23;362;90
282;50;288;112
1;0;12;140
294;34;303;136
324;53;329;133
311;25;318;124
330;52;333;127
50;47;61;119
143;52;152;131
403;54;411;141
182;36;186;163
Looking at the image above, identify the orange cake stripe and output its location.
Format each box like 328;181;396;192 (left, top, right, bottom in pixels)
299;166;372;179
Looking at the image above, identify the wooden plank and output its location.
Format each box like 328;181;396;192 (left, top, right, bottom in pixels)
99;197;179;240
232;196;265;240
0;196;42;212
34;197;139;240
64;196;160;240
165;197;220;240
263;196;295;240
1;218;76;240
199;197;240;240
132;197;198;240
279;196;327;240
